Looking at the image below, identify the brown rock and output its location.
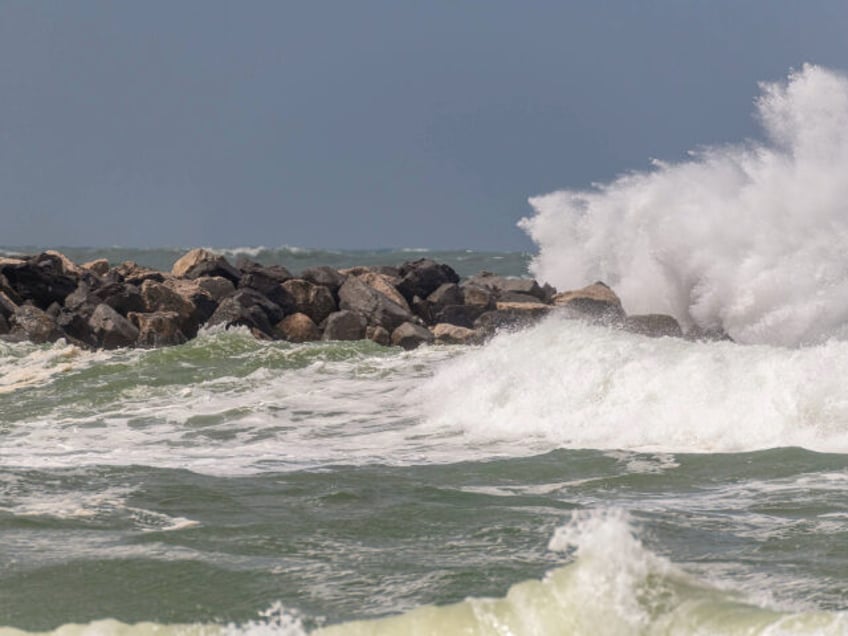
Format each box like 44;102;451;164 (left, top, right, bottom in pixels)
322;310;367;341
140;280;198;334
281;279;337;324
338;276;416;332
356;272;410;311
276;312;321;343
431;323;480;345
171;248;240;284
129;311;188;347
366;324;391;346
81;259;110;276
10;305;63;344
391;321;434;350
88;303;140;349
552;282;625;323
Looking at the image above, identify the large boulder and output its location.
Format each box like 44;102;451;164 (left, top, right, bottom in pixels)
396;259;460;304
9;305;63;344
88;303;140;349
300;266;346;294
391;321;434;350
55;308;97;348
461;282;497;310
164;277;229;326
466;273;547;302
276;312;321;343
206;289;283;338
281;279;337;324
427;283;464;308
338;276;416;332
322;310;366;341
356;272;410;311
552;282;625;324
140;280;199;336
623;314;683;338
172;248;241;284
129;311;188;347
0;253;78;309
94;282;146;317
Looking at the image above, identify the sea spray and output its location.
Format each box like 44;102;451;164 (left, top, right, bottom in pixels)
420;316;848;454
520;64;848;346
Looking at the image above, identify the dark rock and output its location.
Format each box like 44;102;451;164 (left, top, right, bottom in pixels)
195;276;236;301
276;312;321;343
46;302;62;318
624;314;683;338
411;296;434;324
281;279;337;324
396;259;460;304
10;305;63;344
426;283;464;307
474;304;553;334
172;248;241;284
366;324;391;346
88;303;140;349
110;261;166;285
300;266;346;293
94;282;146;317
0;272;22;305
0;314;8;335
206;289;282;337
56;308;96;347
129;311;188;347
338;276;416;332
497;291;546;304
391;321;434;350
140;280;199;336
322;310;367;341
238;266;296;313
552;282;626;324
466;273;547;302
433;304;487;329
0;253;78;309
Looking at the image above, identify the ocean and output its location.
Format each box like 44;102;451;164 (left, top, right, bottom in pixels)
4;65;848;635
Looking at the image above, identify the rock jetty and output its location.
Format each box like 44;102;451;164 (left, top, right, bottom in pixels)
0;248;723;350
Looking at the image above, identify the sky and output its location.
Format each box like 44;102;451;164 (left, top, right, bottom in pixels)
1;1;847;251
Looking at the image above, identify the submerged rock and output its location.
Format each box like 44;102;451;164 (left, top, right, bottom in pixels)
623;314;683;338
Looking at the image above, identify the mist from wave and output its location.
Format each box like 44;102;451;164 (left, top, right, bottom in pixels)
521;64;848;346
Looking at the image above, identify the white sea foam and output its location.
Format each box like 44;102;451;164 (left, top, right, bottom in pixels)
420;316;848;454
521;64;848;346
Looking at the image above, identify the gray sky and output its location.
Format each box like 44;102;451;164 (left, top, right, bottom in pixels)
1;1;847;250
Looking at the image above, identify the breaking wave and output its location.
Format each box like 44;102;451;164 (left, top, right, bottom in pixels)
521;64;848;346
